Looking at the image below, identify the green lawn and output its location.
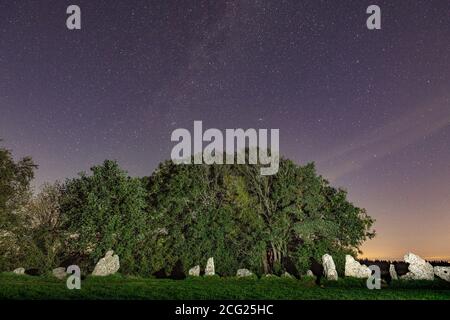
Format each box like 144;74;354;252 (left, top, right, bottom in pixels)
1;273;449;300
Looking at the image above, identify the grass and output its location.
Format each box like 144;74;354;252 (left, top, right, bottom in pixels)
0;273;449;300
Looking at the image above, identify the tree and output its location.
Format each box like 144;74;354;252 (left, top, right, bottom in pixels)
233;159;375;275
145;156;375;277
0;143;36;228
19;182;64;272
144;161;266;276
60;160;149;274
0;142;36;271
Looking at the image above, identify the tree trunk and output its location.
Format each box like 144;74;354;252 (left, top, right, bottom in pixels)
262;252;269;274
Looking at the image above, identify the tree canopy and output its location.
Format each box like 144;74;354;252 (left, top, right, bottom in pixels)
0;142;37;270
60;160;149;274
144;158;375;276
0;144;375;277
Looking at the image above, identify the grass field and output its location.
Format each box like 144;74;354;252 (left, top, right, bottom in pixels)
1;273;449;300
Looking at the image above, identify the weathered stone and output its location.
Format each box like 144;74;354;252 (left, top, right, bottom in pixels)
306;270;314;277
434;266;450;282
205;257;215;276
92;250;120;276
322;254;338;281
344;255;371;278
236;268;253;277
156;228;168;235
188;265;200;277
13;267;25;275
389;264;398;280
400;253;434;280
52;267;66;280
282;272;294;279
400;272;415;280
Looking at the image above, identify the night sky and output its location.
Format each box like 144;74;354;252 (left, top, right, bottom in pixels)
1;0;449;260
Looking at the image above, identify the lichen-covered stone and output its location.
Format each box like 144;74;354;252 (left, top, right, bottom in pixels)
282;272;294;279
322;254;338;281
389;264;398;280
92;250;120;276
188;265;200;277
236;269;253;277
52;267;66;280
344;255;371;278
434;266;450;282
205;257;215;276
13;267;25;275
400;253;434;280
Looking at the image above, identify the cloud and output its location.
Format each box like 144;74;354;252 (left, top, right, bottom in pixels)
318;95;450;181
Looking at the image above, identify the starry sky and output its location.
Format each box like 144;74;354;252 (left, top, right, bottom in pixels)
1;0;449;260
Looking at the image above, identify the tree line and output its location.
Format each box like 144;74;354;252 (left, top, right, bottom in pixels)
0;143;375;277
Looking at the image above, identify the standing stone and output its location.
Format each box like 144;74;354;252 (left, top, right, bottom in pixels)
322;254;338;281
13;267;25;275
306;270;314;277
389;264;398;280
92;250;120;276
52;267;67;280
401;253;434;280
236;269;253;277
205;257;215;276
188;265;200;277
344;255;371;278
434;266;450;282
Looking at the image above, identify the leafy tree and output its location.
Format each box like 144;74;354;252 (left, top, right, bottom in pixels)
19;182;64;272
0;142;36;271
144;161;266;276
235;159;375;275
0;143;36;228
60;160;149;274
0;143;374;277
145;156;375;277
